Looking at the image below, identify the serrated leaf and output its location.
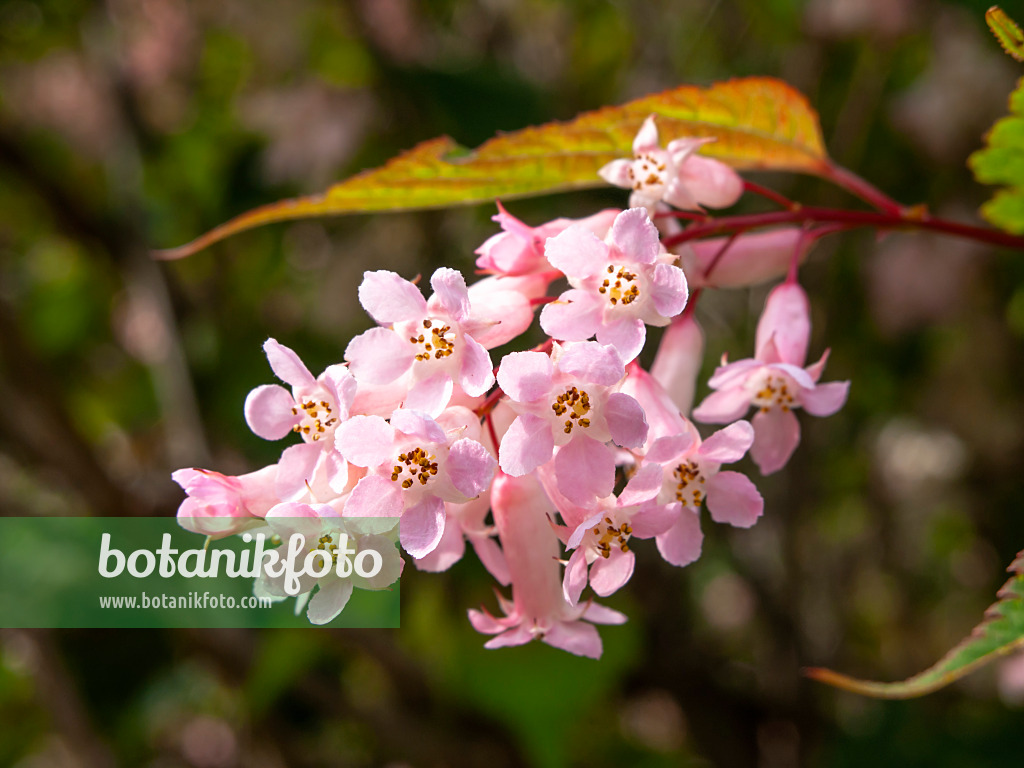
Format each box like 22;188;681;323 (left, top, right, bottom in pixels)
987;6;1024;62
969;77;1024;234
805;550;1024;698
157;77;828;259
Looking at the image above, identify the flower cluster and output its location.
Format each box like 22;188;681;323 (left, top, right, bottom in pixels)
173;116;849;653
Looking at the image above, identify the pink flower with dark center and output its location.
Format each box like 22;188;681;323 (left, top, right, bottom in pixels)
255;502;402;625
244;339;356;499
344;268;497;415
540;207;688;362
336;406;496;559
692;282;850;474
496;341;647;506
598;114;744;213
467;472;626;659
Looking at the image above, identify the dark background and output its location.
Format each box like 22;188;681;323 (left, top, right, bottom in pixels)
1;1;1023;766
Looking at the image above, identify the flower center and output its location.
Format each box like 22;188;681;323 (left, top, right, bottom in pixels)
312;531;341;566
551;386;592;434
673;459;706;507
408;318;456;362
390;446;439;489
291;398;338;442
598;264;640;307
590;515;632;558
627;151;668;193
751;373;796;413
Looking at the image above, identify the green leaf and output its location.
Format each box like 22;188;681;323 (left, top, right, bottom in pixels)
805;550;1024;698
986;6;1024;62
969;77;1024;234
157;76;828;259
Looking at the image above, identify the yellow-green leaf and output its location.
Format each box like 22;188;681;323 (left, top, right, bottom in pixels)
987;6;1024;62
805;550;1024;698
157;77;828;259
970;77;1024;234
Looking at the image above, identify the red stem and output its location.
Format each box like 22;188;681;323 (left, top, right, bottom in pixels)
743;180;797;210
662;207;1024;251
821;162;904;216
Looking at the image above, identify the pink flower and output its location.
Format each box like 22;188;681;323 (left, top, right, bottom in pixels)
256;501;402;625
650;312;705;415
598;114;743;212
172;465;278;538
344;268;497;415
559;463;676;604
467;472;626;658
244;339;356;499
475;201;619;276
540;207;688;362
336;406;496;559
692;282;850;474
496;341;647;505
622;364;763;566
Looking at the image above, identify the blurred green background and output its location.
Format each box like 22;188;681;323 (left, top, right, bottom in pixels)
2;0;1024;766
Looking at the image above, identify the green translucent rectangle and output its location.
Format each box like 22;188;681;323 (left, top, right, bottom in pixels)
0;517;400;628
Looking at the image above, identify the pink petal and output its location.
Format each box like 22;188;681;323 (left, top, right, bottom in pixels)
666;136;713;165
324;451;350;494
630;502;681;538
345;327;414;384
275;443;322;500
244;384;299;440
706;471;763;528
358;270;427;324
468;607;512;635
707;358;762;389
264;339;315;389
470;535;510;586
656;508;703;567
681;155;744;209
498;413;554;476
400;496;446;558
633;115;660;153
596;317;646;363
698;420;754;463
448;438;497;498
589;550;635;596
581;601;628;625
563;548;589;605
554;437;615;505
306;576;354;625
750;407;801;475
646;433;695;463
598;158;634;188
403;373;453;416
544;226;607;280
800;380;850;417
605;392;648;449
497;350;554;403
805;348;830;383
650;263;689;318
458;335;495;397
430;267;471;322
618;462;664;506
464;277;537;347
608;207;661;265
557;341;625;387
321;365;357;413
390;409;446;444
540;290;603;342
567;512;605;549
545;620;603;659
662;180;701;211
485;625;534;649
755;282;810;366
265;501;323;541
335;415;396;468
413;515;466;572
692;388;753;424
345;474;404;518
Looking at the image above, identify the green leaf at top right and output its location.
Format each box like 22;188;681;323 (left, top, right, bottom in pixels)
969;76;1024;235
